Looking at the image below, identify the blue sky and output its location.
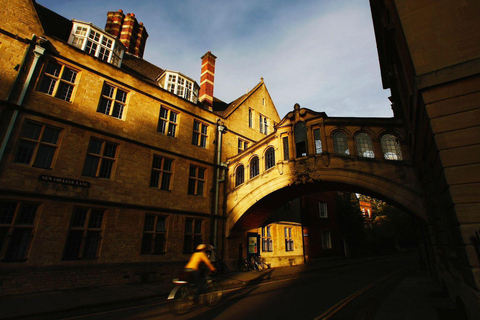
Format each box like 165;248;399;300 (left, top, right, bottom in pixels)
37;0;392;119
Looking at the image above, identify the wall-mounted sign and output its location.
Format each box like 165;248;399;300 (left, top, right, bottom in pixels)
247;232;259;256
39;175;90;188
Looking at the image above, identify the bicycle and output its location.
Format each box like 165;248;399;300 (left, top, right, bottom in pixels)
238;257;255;271
168;273;222;315
254;255;270;270
250;255;263;271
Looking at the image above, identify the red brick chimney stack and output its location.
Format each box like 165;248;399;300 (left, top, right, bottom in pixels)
105;10;124;37
120;13;135;52
133;22;147;58
199;51;217;110
105;10;148;58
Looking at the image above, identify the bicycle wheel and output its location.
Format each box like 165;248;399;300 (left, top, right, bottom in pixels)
205;281;222;306
170;285;194;315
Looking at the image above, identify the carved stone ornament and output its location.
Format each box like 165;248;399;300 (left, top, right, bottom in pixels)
277;162;284;175
321;153;330;167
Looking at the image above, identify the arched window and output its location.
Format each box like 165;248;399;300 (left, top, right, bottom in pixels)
265;147;275;170
355;133;374;158
250;156;260;179
235;165;244;187
333;132;349;155
381;134;403;160
294;122;308;157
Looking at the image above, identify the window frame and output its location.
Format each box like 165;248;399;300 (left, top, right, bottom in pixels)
14;120;62;170
332;131;350;155
69;22;124;66
235;164;245;187
164;72;199;103
250;156;260;179
265;147;276;170
38;60;79;102
259;114;268;134
238;138;249;154
149;155;174;191
313;128;322;154
284;227;294;252
183;218;203;254
321;230;332;249
0;201;39;262
141;214;167;255
282;135;290;160
261;226;273;252
355;132;375;158
82;137;118;179
294;122;308;157
192;120;208;148
187;165;206;196
319;202;328;218
97;82;128;120
63;207;105;260
158;106;179;138
381;134;403;160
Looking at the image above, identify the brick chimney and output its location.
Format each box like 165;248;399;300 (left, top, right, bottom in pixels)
105;10;148;58
105;10;125;37
199;51;217;110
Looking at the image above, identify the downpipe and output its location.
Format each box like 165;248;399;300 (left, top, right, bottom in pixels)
0;36;46;163
213;121;225;249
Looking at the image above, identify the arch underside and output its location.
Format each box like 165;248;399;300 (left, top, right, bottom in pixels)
227;164;424;237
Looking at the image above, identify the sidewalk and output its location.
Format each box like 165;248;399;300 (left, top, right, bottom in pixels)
0;254;466;320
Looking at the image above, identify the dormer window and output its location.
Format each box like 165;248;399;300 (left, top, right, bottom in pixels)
68;21;125;67
160;71;199;104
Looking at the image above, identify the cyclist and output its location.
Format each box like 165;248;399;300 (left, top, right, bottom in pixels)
184;244;216;303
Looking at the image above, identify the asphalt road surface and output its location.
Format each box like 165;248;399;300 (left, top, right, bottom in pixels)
63;255;418;320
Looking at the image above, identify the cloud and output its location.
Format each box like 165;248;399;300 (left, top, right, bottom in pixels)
207;2;392;118
37;0;393;118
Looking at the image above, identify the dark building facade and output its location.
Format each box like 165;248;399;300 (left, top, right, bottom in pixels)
0;0;281;295
370;0;480;318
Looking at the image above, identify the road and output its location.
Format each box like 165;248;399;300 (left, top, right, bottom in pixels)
63;255;418;320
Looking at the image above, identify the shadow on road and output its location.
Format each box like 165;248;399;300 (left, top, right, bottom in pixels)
186;270;275;320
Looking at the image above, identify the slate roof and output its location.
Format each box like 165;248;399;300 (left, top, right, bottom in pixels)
34;2;72;42
121;54;164;84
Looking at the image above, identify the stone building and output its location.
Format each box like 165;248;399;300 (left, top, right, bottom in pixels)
0;0;281;295
370;0;480;318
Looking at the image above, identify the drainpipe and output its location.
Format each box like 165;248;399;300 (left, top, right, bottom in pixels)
213;121;226;249
6;35;36;103
0;37;46;163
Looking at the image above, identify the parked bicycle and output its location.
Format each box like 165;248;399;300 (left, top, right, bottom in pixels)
238;257;253;271
168;273;222;315
250;255;263;271
238;256;270;271
253;255;270;270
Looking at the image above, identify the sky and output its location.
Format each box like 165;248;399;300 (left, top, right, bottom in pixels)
37;0;393;119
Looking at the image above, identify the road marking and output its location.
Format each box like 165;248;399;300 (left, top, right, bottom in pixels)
314;268;408;320
314;284;375;320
